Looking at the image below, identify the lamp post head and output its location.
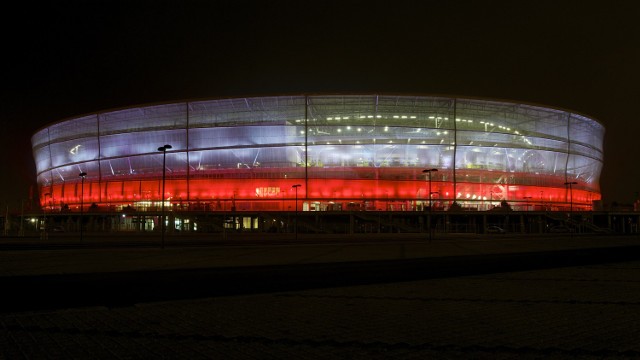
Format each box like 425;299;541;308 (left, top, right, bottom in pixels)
79;172;87;178
422;168;438;173
292;184;301;189
158;144;173;152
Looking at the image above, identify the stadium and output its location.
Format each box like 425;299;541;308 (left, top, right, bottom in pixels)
32;95;604;227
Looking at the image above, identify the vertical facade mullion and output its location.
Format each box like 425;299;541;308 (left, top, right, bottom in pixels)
452;98;457;204
47;128;54;204
186;102;190;204
564;113;572;185
97;114;102;203
304;95;309;198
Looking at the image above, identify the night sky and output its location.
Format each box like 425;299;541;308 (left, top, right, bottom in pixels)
2;1;639;209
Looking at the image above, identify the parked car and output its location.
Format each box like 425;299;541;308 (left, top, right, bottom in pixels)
486;226;506;234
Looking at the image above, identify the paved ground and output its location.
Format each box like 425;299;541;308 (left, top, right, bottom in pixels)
2;234;640;358
1;234;639;276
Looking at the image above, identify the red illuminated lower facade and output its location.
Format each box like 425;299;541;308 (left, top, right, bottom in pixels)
42;167;598;212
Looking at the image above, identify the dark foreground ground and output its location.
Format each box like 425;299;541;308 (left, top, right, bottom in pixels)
1;234;640;358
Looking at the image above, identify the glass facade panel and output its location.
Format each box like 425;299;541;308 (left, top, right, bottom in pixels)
31;128;50;149
51;161;100;186
49;137;100;168
33;145;52;175
99;103;187;135
99;129;187;159
47;114;99;143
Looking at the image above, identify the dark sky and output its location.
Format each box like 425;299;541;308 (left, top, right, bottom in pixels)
2;0;639;209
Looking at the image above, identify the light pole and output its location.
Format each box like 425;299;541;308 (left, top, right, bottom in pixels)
42;192;51;239
79;171;87;242
564;181;578;212
158;144;172;249
423;168;438;242
292;184;301;240
565;181;578;234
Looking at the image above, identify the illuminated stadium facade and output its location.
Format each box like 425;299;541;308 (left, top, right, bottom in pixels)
32;95;604;214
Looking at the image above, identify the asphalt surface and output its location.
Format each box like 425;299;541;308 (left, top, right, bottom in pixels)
2;234;640;358
3;243;640;313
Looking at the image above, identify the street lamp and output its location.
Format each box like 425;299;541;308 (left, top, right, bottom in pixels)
158;144;172;249
42;192;51;239
422;169;438;210
564;181;578;212
79;171;87;242
565;181;578;234
292;184;301;240
423;168;438;242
